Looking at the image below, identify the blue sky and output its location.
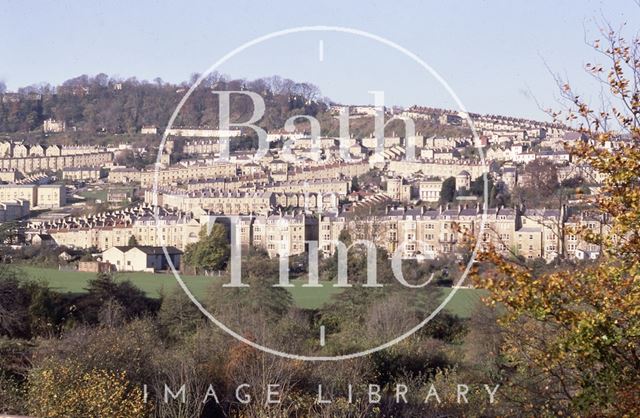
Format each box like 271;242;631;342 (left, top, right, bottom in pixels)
1;0;638;120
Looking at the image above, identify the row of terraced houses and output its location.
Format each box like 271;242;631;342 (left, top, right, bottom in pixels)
30;203;607;264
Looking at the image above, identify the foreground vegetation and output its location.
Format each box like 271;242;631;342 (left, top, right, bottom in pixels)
1;246;500;417
471;17;640;417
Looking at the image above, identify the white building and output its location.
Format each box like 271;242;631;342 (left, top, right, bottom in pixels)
102;245;182;272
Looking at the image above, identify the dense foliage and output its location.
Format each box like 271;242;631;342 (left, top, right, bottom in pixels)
0;73;326;134
474;19;640;416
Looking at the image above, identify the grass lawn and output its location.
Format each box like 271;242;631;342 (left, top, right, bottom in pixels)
17;266;217;299
76;189;107;202
76;185;135;202
288;279;346;309
16;266;487;316
437;287;489;318
17;266;339;309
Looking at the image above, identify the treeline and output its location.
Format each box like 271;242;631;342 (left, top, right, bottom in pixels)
0;73;328;134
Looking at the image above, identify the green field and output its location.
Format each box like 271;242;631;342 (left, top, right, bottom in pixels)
76;185;135;202
76;188;108;202
16;266;346;310
437;287;488;318
16;266;486;316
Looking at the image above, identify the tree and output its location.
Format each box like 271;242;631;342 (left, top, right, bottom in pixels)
0;222;20;246
78;273;158;323
513;159;560;208
474;16;640;416
127;235;138;246
469;174;492;197
157;288;204;341
439;176;456;203
27;359;148;418
0;267;30;338
184;224;230;273
206;250;292;331
351;175;360;192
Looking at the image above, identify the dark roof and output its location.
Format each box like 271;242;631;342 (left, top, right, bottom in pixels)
34;233;54;241
112;245;182;255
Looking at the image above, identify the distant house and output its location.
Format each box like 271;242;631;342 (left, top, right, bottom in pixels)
78;260;114;273
32;233;55;247
12;143;29;158
58;250;81;262
575;243;600;260
107;190;131;204
141;126;158;135
438;113;463;126
455;170;472;191
62;166;105;181
29;144;45;156
101;245;182;272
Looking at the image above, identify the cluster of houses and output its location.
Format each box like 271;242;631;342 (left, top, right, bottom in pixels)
24;198;606;273
0;140;114;175
0;108;616;273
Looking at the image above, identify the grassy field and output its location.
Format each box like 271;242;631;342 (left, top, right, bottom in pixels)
76;188;108;202
16;266;486;316
19;266;216;299
17;266;345;310
76;185;135;202
437;287;488;318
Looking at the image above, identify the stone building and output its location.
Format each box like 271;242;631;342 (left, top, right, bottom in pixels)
0;184;65;208
62;166;105;181
0;199;30;221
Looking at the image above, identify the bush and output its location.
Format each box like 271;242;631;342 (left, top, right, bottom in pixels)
28;358;149;418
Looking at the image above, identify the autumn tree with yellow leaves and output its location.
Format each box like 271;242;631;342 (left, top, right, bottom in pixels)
474;16;640;417
27;358;149;418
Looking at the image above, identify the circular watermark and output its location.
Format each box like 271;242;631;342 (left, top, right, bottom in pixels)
152;26;488;361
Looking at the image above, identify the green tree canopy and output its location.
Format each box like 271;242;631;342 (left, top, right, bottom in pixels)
439;176;456;203
184;224;230;273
